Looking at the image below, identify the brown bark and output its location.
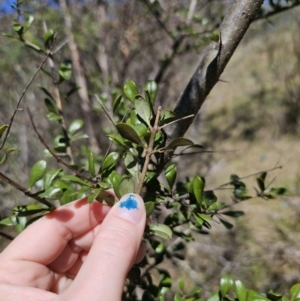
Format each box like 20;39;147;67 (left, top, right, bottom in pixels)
165;0;264;142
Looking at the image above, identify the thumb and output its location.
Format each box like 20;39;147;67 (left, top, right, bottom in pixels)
63;193;146;301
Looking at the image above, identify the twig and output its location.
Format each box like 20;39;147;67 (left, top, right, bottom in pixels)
0;231;14;241
43;22;74;165
135;106;162;195
0;52;51;150
0;172;54;209
159;114;194;130
94;95;116;127
27;107;96;184
211;165;282;191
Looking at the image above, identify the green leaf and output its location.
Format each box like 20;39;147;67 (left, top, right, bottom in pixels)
149;223;172;240
124;80;138;102
107;133;128;147
70;134;89;142
66;86;80;98
95;190;115;206
59;60;72;81
0;216;17;226
43;29;55;48
24;15;34;33
159;110;177;126
100;152;119;174
44;98;56;114
38;85;54;100
290;284;300;301
192;176;204;207
47;112;61;122
0;124;8;140
203;191;217;206
60;175;89;186
44;169;62;189
0;148;19;165
207;291;220;301
174;294;183;301
222;211;244;218
13;205;47;217
134;95;151;126
88;151;96;177
116;123;143;146
165;164;177;189
68;119;84;136
38;187;63;200
178;278;185;292
270;187;286;195
144;80;157;104
113;94;123;112
256;177;265;192
109;172;122;199
267;290;282;301
219;218;234;229
220;274;233;298
145;202;155;216
247;290;269;301
28;160;47;189
124;152;140;179
186;286;202;298
234;280;247;301
119;176;135;196
165;138;194;150
199;213;212;222
13;21;23;35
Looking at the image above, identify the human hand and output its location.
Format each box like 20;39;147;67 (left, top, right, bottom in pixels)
0;193;146;301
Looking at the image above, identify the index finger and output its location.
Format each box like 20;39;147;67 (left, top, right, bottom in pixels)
1;198;111;265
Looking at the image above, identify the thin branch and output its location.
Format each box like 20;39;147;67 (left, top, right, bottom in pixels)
0;172;54;209
135;106;162;195
27;108;96;184
211;165;282;191
159;114;194;130
94;95;116;127
0;231;14;241
0;52;51;150
255;1;300;21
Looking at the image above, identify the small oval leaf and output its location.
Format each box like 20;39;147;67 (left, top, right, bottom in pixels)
116;123;143;146
28;160;47;189
145;202;155;216
234;280;247;301
149;223;172;240
119;176;135;196
166;138;194;150
220;274;233;297
192;176;204;207
0;124;9;140
134;95;151;126
68;119;84;136
100;152;119;174
124;80;138;102
88;151;96;177
144;80;157;104
165;164;177;189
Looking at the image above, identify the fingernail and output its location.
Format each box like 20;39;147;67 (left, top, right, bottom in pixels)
114;193;144;224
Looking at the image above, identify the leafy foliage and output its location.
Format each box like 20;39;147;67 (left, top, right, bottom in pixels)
0;1;297;300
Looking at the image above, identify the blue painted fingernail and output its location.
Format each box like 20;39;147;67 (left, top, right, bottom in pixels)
116;193;144;224
119;194;138;210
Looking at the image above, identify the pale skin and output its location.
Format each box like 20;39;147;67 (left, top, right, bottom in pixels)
0;193;146;301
